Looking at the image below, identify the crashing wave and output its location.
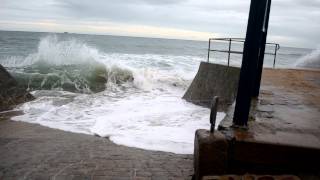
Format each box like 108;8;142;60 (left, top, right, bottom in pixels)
3;35;134;93
295;47;320;69
1;35;194;94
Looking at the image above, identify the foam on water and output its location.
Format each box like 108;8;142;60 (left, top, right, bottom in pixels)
6;32;315;154
2;36;144;93
13;88;225;154
9;35;225;154
295;47;320;69
2;35;100;67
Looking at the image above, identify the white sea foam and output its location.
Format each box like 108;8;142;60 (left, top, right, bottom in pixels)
2;35;101;67
13;89;225;154
10;35;225;154
2;35;200;91
295;47;320;69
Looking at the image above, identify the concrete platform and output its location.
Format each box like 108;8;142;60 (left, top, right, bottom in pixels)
220;68;320;150
202;174;300;180
195;68;320;179
0;116;194;179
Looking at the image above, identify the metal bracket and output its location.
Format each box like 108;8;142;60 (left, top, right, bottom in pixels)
210;96;219;133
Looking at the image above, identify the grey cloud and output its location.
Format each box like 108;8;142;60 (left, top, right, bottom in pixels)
0;0;319;47
51;0;249;33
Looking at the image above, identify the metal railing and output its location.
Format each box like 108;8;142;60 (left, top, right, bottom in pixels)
207;38;280;68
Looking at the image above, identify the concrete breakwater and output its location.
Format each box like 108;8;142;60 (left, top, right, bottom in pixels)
183;62;240;111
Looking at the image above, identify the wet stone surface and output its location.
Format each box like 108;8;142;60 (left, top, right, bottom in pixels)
0;119;193;180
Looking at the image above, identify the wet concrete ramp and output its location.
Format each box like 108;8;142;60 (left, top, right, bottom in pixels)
183;62;240;110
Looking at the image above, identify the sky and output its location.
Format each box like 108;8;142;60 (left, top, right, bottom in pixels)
0;0;319;48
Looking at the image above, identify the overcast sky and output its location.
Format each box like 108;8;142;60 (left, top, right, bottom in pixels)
0;0;319;48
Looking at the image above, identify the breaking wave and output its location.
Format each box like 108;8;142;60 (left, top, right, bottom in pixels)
2;36;135;93
2;35;195;93
295;47;320;69
6;34;218;154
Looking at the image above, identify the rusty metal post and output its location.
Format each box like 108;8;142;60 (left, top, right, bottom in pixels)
252;0;272;97
273;44;279;68
227;39;232;66
233;0;269;126
207;39;211;62
210;96;219;133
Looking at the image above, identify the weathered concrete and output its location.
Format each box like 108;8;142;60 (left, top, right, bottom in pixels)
0;64;34;111
202;174;301;180
194;130;228;179
229;138;320;174
183;62;240;111
0;116;194;180
220;69;320;150
195;68;320;179
226;68;320;174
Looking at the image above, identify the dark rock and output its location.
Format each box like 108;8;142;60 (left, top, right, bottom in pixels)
0;64;34;111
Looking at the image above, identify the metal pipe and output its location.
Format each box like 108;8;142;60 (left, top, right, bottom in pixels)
233;0;269;126
209;50;243;54
207;40;211;62
228;38;232;66
273;44;278;68
252;0;272;97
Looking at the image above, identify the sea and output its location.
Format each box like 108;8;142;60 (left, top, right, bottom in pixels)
0;30;318;154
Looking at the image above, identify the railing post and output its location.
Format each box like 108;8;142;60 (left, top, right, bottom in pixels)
228;39;232;66
207;39;211;62
273;44;278;68
210;96;219;133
